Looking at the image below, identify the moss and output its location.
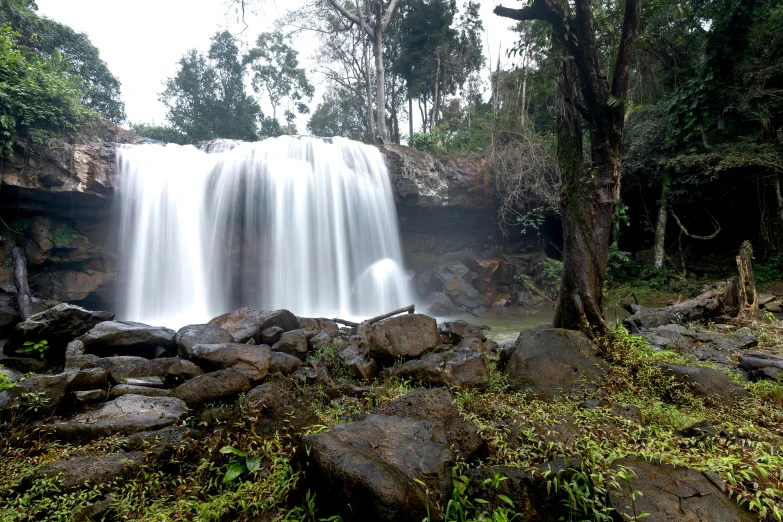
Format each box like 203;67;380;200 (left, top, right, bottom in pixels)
52;224;86;244
6;218;31;244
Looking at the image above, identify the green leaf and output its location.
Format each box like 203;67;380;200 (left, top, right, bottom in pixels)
220;445;247;457
222;462;245;483
246;457;261;472
23;341;35;346
497;494;515;507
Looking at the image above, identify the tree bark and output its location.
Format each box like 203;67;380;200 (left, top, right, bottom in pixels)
495;0;641;333
12;246;33;321
408;97;413;140
653;202;668;270
736;241;758;320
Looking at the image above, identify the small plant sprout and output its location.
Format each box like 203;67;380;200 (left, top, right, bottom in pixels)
17;340;49;359
220;445;262;483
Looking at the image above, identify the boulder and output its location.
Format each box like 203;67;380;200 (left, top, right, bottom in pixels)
242;380;319;438
659;364;750;404
424;292;456;316
367;314;441;362
445;262;472;281
174;324;234;358
0;366;24;383
388;349;489;389
738;353;783;381
166;359;204;384
608;456;755;522
78;321;177;358
261;326;284;345
271;331;308;359
414;272;432;297
456;337;486;352
4;304;114;362
269;351;302;375
298;318;320;339
208;308;298;343
465;258;500;292
3;368;107;412
174;368;251;408
336;336;379;380
303;414;454;521
74;389;108;403
505;328;607;399
32;451;143;490
0;291;22;338
188;343;271;381
309;331;332;351
0;356;47;374
463;466;558;521
110;385;173;398
374;387;486;461
318;319;340;337
84;356;177;383
444;278;482;309
48;394;187;441
440;320;486;343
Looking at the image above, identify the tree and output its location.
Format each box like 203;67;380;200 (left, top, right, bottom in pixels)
325;0;402;143
160;31;261;143
244;31;314;127
495;0;642;332
307;85;368;140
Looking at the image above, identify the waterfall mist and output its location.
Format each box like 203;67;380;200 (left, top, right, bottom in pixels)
116;136;412;328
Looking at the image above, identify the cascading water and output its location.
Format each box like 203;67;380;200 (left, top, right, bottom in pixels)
116;136;412;328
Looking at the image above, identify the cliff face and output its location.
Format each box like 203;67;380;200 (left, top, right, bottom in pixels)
0;126;500;312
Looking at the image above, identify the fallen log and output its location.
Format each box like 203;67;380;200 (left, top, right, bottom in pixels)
333;304;416;329
622;290;723;331
12;246;33;321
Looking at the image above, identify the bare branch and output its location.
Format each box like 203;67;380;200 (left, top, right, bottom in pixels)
381;0;402;31
611;0;642;97
327;0;373;36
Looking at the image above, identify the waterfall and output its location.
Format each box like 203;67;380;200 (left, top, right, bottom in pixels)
116;136;412;328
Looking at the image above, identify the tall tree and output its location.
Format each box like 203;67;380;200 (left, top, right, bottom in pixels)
325;0;402;143
159;31;261;143
244;31;314;126
495;0;641;332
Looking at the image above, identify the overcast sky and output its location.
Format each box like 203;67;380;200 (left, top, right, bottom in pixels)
36;0;519;132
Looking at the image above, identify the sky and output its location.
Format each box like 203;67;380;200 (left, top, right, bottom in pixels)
35;0;520;132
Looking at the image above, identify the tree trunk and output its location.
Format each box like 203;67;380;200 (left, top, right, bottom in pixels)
12;247;33;321
408;97;414;140
373;4;388;143
653;203;668;270
774;173;783;241
736;241;758;320
363;35;375;140
431;50;441;127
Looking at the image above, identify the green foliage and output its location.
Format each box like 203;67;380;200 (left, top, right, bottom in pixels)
0;25;91;155
129;122;188;145
3;257;11;267
52;223;85;244
755;253;783;284
541;258;563;297
16;339;48;359
219;445;262;483
0;368;13;392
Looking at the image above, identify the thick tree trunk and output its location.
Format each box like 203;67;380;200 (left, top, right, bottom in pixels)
373;4;388;143
408;97;413;140
653;203;668;269
774;173;783;241
12;246;33;321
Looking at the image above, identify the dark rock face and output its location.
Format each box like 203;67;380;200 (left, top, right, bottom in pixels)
608;457;755;522
423;292;456;316
242;380;319;438
659;364;750;404
441;320;486;343
78;321;176;358
174;324;234;358
84;356;177;383
166;359;204;383
48;394;187;441
271;331;308;359
4;304;114;361
463;466;559;521
738;353;783;381
367;313;441;362
3;368;107;412
173;368;251;408
188;343;271;381
208;308;298;343
303;414;454;522
33;451;143;490
505;328;607;399
269;351;302;375
374;388;486;461
389;349;489;389
110;384;172;398
0;291;22;338
336;336;379;380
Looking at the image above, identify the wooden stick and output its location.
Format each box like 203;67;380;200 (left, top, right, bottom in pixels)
332;317;360;327
364;304;415;325
12;246;33;320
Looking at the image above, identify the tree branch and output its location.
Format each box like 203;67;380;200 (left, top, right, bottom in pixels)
381;0;402;31
611;0;642;97
494;1;564;29
327;0;373;36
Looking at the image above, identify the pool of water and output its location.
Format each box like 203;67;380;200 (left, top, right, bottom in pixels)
440;302;667;345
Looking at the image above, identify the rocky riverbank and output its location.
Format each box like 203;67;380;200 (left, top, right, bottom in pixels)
1;302;781;521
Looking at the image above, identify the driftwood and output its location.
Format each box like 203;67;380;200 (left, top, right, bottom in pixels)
622;290;723;331
333;304;415;328
12;246;33;320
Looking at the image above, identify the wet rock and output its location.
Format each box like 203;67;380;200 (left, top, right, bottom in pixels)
4;304;114;362
110;385;172;398
444;278;482;308
336;336;379;381
269;351;302;375
174;324;234;358
188;343;271;381
298;318;320;339
0;291;22;338
463;466;557;521
423;292;456;316
64;353;100;371
318;319;340;337
659;364;750;404
48;394;187;441
166;359;204;384
78;321;177;358
309;331;332;351
0;356;47;374
505;328;607;399
388;349;489;389
85;356;177;383
738;353;783;381
271;331;308;359
3;368;107;412
242;380;319;438
124;376;165;388
375;387;486;461
208;308;298;344
261;326;284;345
174;368;251;408
0;366;24;383
677;420;717;437
465;258;499;292
440;320;486;343
414;272;432;297
456;337;485;352
74;389;108;403
445;262;473;281
33;451;143;490
367;313;441;362
303;414;454;522
608;456;755;522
